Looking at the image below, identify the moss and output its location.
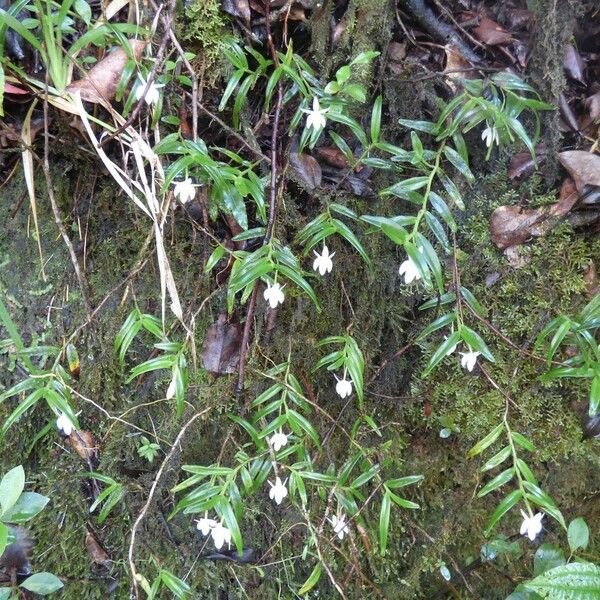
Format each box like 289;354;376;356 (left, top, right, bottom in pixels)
179;0;229;87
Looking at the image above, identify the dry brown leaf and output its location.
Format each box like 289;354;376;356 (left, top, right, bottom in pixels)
584;262;598;299
585;91;600;123
473;17;512;46
557;150;600;191
202;314;242;375
290;152;322;191
444;44;471;91
563;43;586;85
66;40;146;103
315;146;350;169
85;530;110;566
551;177;579;217
222;0;251;25
68;430;98;463
490;205;548;250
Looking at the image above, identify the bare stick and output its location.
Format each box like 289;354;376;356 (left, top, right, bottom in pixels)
128;408;211;599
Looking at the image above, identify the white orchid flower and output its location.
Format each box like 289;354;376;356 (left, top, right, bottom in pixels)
135;76;163;106
173;178;196;204
334;374;353;399
166;376;177;400
56;412;75;436
459;348;481;372
328;513;350;540
196;513;217;536
268;430;289;452
312;244;335;276
481;123;499;148
268;476;288;505
399;257;421;284
211;522;232;550
263;282;285;309
302;97;329;131
520;510;544;541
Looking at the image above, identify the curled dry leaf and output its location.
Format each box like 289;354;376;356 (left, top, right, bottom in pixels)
585;91;600;123
473;17;512;46
491;178;579;251
583;261;598;299
202;314;243;375
66;39;146;103
557;150;600;191
289;152;322;191
508;148;546;181
222;0;251;25
68;430;98;463
85;530;110;566
563;43;586;85
315;146;351;169
490;205;548;250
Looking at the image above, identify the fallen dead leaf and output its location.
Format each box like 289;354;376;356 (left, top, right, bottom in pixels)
473;17;512;46
202;314;242;375
66;40;146;103
68;430;98;463
584;261;598;299
585;91;600;123
85;530;110;566
563;43;586;85
490;205;548;250
222;0;251;25
289;152;322;191
315;146;350;169
557;150;600;191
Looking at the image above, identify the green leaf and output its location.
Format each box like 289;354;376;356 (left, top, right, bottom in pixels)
160;570;191;598
0;523;7;557
1;492;49;523
380;220;408;245
0;466;25;517
416;313;456;341
477;467;514;497
567;517;590;552
385;475;424;489
443;145;474;182
382;176;429;199
460;326;495;362
422;330;462;377
370;96;382;143
298;562;322;595
386;489;419;510
524;562;600;598
379;492;391;556
484;489;523;537
468;424;504;458
344;83;367;103
511;432;535;452
589;376;600;417
523;482;565;529
19;573;64;595
350;464;380;489
533;543;566;577
397;119;438;134
481;446;511;473
0;588;10;600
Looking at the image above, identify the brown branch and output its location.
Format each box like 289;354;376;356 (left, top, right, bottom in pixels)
235;0;285;396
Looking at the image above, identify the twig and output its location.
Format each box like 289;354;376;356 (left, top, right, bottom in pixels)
235;0;285;396
404;0;481;64
128;408;211;600
42;85;91;317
